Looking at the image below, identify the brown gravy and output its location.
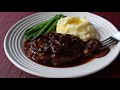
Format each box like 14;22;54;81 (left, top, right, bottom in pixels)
24;40;110;68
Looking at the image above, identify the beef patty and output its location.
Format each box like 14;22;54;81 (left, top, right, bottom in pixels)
24;33;109;67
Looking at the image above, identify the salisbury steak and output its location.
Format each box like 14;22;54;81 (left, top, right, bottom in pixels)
24;33;85;66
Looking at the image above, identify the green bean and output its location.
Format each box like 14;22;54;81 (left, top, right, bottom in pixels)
24;21;48;35
34;15;58;39
31;21;47;29
26;30;40;40
45;16;61;34
25;14;66;40
45;20;58;34
60;14;66;18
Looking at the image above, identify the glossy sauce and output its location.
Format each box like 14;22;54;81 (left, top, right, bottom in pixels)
24;40;110;68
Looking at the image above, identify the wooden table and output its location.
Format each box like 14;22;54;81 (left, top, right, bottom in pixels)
0;12;120;78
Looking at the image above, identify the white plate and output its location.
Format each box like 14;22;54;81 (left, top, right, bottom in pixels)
4;12;120;78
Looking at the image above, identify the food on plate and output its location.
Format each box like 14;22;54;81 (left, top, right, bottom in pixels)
24;14;65;40
24;14;110;67
56;16;99;41
24;33;110;67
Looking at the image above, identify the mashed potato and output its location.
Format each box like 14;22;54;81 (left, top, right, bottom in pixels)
56;16;99;42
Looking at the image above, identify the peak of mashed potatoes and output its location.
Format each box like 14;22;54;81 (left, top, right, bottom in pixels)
56;16;99;42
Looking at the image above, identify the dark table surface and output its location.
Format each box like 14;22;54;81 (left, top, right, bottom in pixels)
0;12;120;78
